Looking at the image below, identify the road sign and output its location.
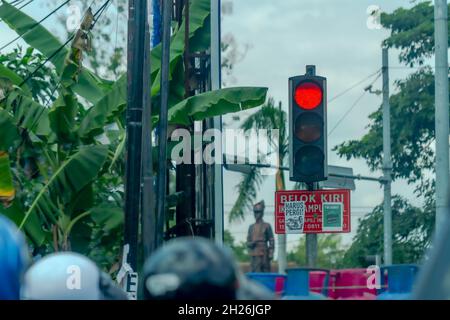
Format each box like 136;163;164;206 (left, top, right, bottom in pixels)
275;189;351;234
320;165;356;191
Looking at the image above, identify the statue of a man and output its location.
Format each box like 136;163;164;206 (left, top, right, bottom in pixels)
246;201;275;272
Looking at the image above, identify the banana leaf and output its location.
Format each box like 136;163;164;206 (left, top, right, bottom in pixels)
0;199;48;245
3;90;50;137
0;1;109;104
0;64;31;95
168;87;269;126
18;145;109;232
0;109;20;150
0;152;15;205
151;0;211;96
78;75;127;140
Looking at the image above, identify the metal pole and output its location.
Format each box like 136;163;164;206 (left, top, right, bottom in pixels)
211;0;224;244
375;254;381;267
277;233;287;273
382;48;392;265
155;0;172;247
124;0;147;272
306;183;318;267
142;0;155;260
304;66;318;268
434;0;449;235
277;101;287;274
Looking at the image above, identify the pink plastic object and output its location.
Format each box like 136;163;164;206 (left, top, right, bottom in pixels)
309;271;328;294
274;276;285;297
331;269;377;300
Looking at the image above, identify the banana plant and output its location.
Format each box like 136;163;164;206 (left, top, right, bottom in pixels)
0;152;15;206
0;0;268;263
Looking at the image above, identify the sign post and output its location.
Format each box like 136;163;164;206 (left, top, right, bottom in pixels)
275;189;351;234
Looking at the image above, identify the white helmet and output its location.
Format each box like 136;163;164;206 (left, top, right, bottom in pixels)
21;252;127;300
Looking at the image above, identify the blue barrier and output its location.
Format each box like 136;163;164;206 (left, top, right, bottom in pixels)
283;268;329;299
246;273;286;293
378;264;419;300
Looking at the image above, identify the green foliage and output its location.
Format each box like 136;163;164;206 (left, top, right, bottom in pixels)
0;109;19;150
381;1;447;67
0;44;122;265
78;75;127;140
168;87;268;126
151;0;211;98
0;47;56;103
287;234;346;269
334;67;436;184
0;1;109;103
229;98;287;221
0;152;15;205
48;0;127;79
0;0;268;273
335;1;447;186
342;196;434;267
335;1;443;267
224;230;250;263
0;1;67;72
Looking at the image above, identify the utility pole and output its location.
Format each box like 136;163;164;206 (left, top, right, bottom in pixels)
434;0;449;236
155;0;172;248
277;102;287;274
142;0;155;260
123;0;148;274
382;48;392;265
306;182;318;267
210;0;224;244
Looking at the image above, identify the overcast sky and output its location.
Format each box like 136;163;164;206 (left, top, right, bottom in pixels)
0;0;435;255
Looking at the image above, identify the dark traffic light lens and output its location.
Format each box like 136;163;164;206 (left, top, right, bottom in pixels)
295;112;323;142
294;82;323;110
294;146;324;176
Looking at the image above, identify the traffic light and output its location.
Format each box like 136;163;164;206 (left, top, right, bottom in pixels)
289;66;327;183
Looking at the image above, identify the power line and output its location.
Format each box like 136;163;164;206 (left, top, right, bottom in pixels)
0;0;111;107
113;0;120;80
42;0;112;108
328;70;381;104
328;72;382;136
0;0;71;51
17;0;111;88
0;0;34;25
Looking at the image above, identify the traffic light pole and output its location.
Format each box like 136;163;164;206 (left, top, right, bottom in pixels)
306;182;318;267
382;48;392;265
303;65;318;268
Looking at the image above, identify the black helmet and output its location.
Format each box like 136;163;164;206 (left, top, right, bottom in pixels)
143;237;238;300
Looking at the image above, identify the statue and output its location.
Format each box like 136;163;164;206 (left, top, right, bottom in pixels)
246;201;275;272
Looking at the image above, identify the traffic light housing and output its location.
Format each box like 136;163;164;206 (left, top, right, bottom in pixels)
289;66;327;183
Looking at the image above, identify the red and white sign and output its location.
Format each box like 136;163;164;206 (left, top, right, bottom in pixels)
275;189;351;234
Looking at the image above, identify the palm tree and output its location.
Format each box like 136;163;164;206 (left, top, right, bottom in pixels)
228;98;292;272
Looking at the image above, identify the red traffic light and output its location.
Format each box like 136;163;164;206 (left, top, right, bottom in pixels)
294;82;323;110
